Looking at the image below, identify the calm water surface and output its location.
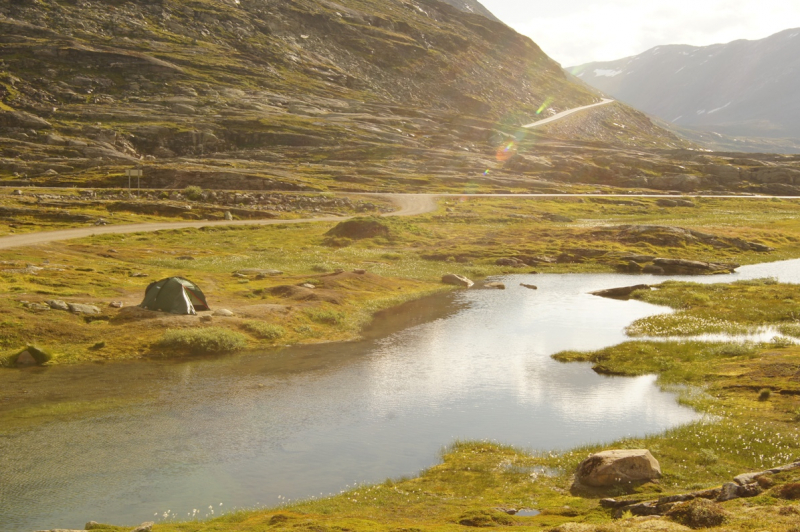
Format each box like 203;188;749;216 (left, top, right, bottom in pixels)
1;259;798;531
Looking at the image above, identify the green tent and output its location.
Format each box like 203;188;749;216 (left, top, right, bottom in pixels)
139;277;210;315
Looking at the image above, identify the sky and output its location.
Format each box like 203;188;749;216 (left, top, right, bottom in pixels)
479;0;800;67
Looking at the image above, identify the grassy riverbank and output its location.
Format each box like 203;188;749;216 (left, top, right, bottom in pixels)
3;194;800;367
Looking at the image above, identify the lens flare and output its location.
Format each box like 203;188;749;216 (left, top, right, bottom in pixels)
536;97;555;115
495;140;516;162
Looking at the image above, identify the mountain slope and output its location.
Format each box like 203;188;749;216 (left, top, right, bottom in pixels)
436;0;501;23
570;28;800;140
0;0;689;192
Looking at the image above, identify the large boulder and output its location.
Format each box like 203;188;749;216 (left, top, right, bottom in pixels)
575;449;662;487
442;274;474;288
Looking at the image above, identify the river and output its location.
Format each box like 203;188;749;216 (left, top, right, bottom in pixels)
2;259;799;531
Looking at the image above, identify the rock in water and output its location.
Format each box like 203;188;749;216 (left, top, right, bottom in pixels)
484;282;505;289
442;274;474;288
590;284;650;300
575;449;662;487
520;283;538;290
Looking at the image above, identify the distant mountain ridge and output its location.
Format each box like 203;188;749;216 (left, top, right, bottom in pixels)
436;0;501;23
569;28;800;140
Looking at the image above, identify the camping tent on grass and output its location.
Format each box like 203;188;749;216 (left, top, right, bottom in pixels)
139;277;210;315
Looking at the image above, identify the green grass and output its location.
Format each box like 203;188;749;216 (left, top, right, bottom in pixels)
156;327;248;354
241;320;285;341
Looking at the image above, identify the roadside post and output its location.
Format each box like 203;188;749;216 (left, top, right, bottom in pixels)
125;168;143;197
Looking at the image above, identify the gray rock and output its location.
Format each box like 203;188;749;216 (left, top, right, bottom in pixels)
47;299;70;311
213;309;234;317
85;522;100;530
575;449;662;487
442;273;474;288
716;482;741;502
132;523;155;532
67;303;101;315
233;273;248;278
520;284;538;290
484;282;505;289
301;283;316;289
15;350;37;367
109;301;124;308
129;272;148;277
590;284;650;300
224;211;233;220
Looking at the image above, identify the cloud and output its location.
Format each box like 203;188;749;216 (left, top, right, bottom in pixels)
480;0;800;66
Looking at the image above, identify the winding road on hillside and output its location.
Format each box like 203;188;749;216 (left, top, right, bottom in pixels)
522;98;615;128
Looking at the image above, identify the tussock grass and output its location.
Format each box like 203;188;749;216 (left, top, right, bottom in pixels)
156;327;248;354
241;321;285;341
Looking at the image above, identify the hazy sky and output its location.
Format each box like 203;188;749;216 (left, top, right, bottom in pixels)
479;0;800;66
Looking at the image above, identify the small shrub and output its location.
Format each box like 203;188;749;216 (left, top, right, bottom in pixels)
157;327;247;354
305;308;345;326
775;483;800;500
457;509;513;527
698;448;719;465
242;321;285;341
758;388;772;401
183;185;203;201
665;498;728;528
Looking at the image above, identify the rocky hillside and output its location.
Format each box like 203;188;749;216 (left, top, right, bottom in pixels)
570;28;800;147
436;0;501;23
0;0;699;192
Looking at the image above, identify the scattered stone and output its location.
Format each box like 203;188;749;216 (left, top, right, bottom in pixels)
129;272;148;277
15;350;37;367
496;257;526;267
67;303;101;315
520;283;538;290
575;449;662;487
213;309;234;317
233;272;248;278
132;523;155;532
199;315;213;322
590;284;650;300
353;269;367;274
109;301;124;308
484;282;505;289
236;269;283;276
13;189;23;195
85;522;101;530
24;302;51;311
442;273;474;288
652;258;738;275
224;211;233;220
301;283;316;289
47;299;70;311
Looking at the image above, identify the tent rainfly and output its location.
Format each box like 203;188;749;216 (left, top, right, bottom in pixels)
139;277;210;315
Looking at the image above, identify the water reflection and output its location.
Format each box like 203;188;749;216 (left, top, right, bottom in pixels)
2;258;799;531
